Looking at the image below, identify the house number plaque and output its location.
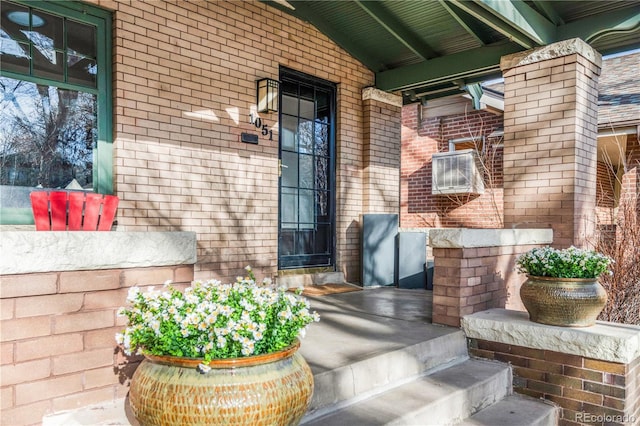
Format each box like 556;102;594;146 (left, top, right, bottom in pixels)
249;113;274;141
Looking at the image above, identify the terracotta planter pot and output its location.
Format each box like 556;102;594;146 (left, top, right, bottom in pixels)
129;340;313;426
519;276;607;327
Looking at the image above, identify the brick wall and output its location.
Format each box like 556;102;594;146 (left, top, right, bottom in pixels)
469;340;640;426
595;133;638;244
401;68;637;243
401;104;504;228
0;266;193;425
619;134;640;219
502;41;601;248
597;161;616;210
363;93;401;213
431;243;543;327
86;0;373;282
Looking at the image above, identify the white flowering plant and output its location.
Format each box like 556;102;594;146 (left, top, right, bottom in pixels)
116;266;319;365
516;246;613;279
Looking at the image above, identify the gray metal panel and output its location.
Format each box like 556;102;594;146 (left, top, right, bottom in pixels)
396;232;427;289
361;214;398;287
425;260;434;291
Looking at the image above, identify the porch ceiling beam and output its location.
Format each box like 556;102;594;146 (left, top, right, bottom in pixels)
418;88;467;103
558;7;640;44
465;83;484;110
376;42;523;92
439;0;492;46
449;0;556;48
282;1;385;71
531;1;564;26
354;0;438;60
406;81;464;101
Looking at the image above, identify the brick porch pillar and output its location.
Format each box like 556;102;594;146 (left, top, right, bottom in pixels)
501;38;602;248
362;87;402;213
429;228;553;327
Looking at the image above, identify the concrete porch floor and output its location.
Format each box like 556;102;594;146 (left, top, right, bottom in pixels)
44;287;458;426
300;287;450;374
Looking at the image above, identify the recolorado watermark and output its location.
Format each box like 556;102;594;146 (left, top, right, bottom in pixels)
575;412;636;424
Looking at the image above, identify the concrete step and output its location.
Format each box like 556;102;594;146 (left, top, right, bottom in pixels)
43;331;468;426
41;290;559;426
43;289;458;426
306;329;468;416
457;394;559;426
302;358;512;426
43;400;132;426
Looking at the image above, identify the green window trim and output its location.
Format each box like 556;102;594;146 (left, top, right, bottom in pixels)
0;0;112;225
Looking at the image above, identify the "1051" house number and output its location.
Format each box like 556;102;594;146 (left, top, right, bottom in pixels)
249;113;274;141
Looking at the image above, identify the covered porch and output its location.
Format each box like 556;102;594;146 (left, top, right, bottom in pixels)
2;0;640;424
3;227;639;425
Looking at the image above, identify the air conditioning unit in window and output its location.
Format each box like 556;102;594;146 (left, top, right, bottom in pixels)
432;149;485;195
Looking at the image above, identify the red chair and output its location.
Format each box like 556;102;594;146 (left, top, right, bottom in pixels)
30;191;119;231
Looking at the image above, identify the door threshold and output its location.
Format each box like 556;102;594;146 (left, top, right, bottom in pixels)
278;266;335;276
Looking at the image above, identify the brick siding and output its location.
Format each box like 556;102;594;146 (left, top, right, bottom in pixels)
363;97;401;213
502;48;601;248
401;45;636;250
0;266;193;425
596;161;617;211
86;0;374;282
595;132;638;245
431;244;539;327
401;105;504;228
619;134;640;218
469;339;640;426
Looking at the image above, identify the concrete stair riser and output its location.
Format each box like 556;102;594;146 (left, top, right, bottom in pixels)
308;330;468;416
276;271;346;288
303;359;513;426
458;394;559;426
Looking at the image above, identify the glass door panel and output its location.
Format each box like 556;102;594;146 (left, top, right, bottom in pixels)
278;69;336;269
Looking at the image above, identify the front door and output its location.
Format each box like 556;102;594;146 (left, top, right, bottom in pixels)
278;68;336;270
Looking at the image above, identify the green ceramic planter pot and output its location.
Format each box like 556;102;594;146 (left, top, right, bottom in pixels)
129;340;313;426
520;276;607;327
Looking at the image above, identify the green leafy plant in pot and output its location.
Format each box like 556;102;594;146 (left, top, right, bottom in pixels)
516;246;613;327
116;266;320;426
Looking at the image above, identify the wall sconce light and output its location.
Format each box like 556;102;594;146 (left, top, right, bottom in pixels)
256;78;279;113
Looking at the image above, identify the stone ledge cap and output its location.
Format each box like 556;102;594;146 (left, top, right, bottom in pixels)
429;228;553;249
1;231;197;275
462;309;640;364
362;87;402;107
501;38;602;71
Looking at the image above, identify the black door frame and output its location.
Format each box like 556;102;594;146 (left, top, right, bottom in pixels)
277;66;337;270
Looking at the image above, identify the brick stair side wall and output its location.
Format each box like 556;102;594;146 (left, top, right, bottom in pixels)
469;339;640;426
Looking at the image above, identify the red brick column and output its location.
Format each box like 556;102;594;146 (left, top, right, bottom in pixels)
501;38;602;248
